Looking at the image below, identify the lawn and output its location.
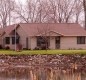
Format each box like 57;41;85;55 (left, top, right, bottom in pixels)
0;50;86;55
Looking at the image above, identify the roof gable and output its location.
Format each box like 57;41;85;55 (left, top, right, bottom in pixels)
35;30;64;36
3;24;19;35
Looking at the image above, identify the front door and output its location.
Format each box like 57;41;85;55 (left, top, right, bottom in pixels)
55;36;60;49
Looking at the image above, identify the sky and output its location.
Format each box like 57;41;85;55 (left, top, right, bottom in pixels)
15;0;26;4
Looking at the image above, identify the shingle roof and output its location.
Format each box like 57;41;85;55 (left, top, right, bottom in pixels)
1;23;86;37
0;28;4;36
4;24;17;35
19;23;86;36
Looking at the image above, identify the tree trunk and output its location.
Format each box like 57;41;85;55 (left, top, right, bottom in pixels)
83;0;86;30
85;11;86;30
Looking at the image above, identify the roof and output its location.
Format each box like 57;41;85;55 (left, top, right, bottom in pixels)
4;24;18;35
19;23;86;36
0;24;18;36
0;28;4;36
1;23;86;37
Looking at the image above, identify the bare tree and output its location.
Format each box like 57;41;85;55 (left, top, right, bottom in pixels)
46;0;83;24
53;0;76;23
67;0;83;24
14;0;41;23
0;0;15;28
14;0;57;23
13;0;84;26
74;1;83;23
36;24;51;50
38;0;78;23
83;0;86;29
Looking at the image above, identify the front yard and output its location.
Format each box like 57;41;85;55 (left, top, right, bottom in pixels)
0;50;86;55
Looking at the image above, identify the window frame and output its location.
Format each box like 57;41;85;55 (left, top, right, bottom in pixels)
37;36;45;46
12;36;20;45
77;36;85;44
5;37;10;44
37;36;50;47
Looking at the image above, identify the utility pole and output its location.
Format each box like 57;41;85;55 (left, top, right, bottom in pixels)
14;17;16;51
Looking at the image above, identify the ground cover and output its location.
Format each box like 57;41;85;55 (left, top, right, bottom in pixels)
0;50;86;55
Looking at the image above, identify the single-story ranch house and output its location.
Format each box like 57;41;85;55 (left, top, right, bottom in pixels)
0;23;86;50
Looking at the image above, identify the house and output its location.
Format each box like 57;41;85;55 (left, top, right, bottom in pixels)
0;23;86;50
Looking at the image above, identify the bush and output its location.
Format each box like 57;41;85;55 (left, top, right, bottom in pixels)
16;44;22;51
0;45;3;49
5;46;10;50
28;48;31;50
34;47;40;50
23;48;29;50
41;46;46;50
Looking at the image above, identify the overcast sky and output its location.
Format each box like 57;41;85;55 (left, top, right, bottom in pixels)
15;0;26;4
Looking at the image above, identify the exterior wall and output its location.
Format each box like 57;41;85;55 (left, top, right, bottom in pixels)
4;37;14;49
30;36;56;50
12;27;37;49
1;27;36;50
60;36;86;49
17;28;35;49
2;34;13;49
0;37;2;45
2;27;29;50
49;37;55;49
30;37;37;50
16;26;29;49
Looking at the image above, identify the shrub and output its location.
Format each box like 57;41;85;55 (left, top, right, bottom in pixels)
0;45;3;49
41;46;46;50
23;48;29;50
5;46;10;50
16;44;22;51
34;47;40;50
28;48;31;50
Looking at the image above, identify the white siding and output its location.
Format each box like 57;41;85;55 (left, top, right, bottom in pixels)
0;37;2;45
30;37;37;50
60;36;86;49
17;26;28;49
49;37;55;49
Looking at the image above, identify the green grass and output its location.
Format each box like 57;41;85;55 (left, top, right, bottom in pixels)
0;50;86;55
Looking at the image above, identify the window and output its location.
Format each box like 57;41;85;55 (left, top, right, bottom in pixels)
16;37;19;44
37;36;50;49
55;36;60;49
77;36;85;44
37;37;45;46
12;37;15;44
5;37;10;44
12;37;19;44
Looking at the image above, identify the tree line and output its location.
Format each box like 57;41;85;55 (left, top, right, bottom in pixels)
0;0;86;29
